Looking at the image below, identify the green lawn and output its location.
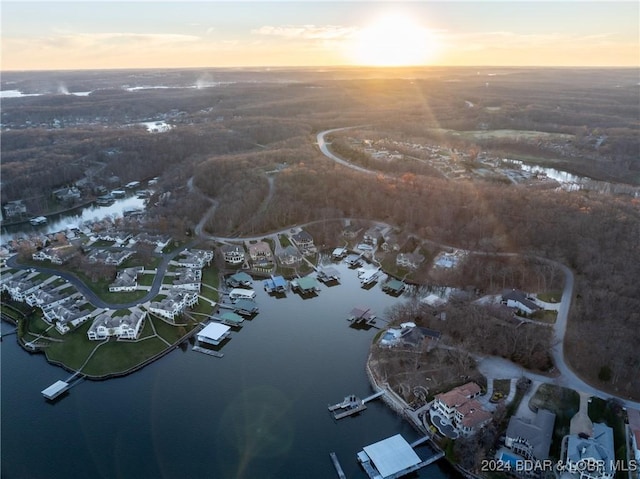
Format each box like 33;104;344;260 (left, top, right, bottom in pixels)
81;337;168;376
138;273;155;286
278;234;291;247
45;321;98;370
537;291;562;303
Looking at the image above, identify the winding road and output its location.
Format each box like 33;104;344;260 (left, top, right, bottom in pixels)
6;127;638;411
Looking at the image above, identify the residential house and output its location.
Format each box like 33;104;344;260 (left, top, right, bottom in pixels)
396;252;425;270
3;200;27;218
434;250;465;269
172;268;202;291
381;232;403;252
499;409;556;476
363;225;385;246
291;230;315;253
148;291;198;322
32;245;79;265
563;423;615;479
173;249;213;269
130;232;172;252
87;310;146;340
248;241;273;266
1;274;41;302
220;244;245;265
43;298;92;334
25;286;70;309
87;249;133;266
278;245;302;265
52;186;81;203
502;290;542;315
95;231;132;246
109;266;143;292
432;382;491;436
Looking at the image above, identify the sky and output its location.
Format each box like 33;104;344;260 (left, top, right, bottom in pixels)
1;1;638;70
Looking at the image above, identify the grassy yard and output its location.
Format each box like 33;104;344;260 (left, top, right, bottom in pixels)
531;310;558;324
45;321;98;370
137;273;156;286
537;291;563;303
278;234;291;247
81;337;168;376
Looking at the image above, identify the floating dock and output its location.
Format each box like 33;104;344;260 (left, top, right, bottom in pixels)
192;345;224;358
317;266;340;283
263;275;288;294
328;391;384;420
291;276;319;296
329;452;347;479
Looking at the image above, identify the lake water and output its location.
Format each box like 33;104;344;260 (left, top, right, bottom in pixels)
1;262;459;479
1;196;146;244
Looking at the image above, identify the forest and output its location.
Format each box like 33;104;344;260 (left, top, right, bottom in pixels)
1;66;639;397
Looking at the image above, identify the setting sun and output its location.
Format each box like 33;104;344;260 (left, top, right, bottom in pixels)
350;13;438;67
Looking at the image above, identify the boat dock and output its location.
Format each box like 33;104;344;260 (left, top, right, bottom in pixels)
347;306;376;325
41;371;84;400
317;266;340;283
192;345;224;358
328;390;385;419
329;452;346;479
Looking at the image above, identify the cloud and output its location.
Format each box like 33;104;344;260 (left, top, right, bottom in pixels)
252;24;357;40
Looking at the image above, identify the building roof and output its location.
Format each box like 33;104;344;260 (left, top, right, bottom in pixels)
220;312;244;324
435;382;481;408
198;322;231;342
566;422;615;472
384;278;405;293
503;289;541;311
363;434;421;479
296;276;318;291
506;409;556;460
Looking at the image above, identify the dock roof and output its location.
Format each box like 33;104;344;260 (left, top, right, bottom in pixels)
220;312;244;324
384;278;405;293
296;276;318;291
198;322;230;342
41;380;69;400
363;434;421;478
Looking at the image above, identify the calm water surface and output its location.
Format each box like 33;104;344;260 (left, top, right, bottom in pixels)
2;262;458;479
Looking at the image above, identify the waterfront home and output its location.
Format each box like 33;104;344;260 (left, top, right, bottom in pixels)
32;245;79;265
172;268;202;292
278;245;302;265
173;249;214;269
87;309;146;340
381;232;403;252
248;241;273;264
396;252;425;270
497;409;555;476
1;274;42;302
147;291;198;322
431;382;491;437
29;216;48;226
502;290;542;315
2;200;27;218
52;186;81;203
220;244;245;265
562;423;615;479
43;299;92;334
291;230;316;253
25;286;70;309
109;266;143;292
226;272;253;288
363;225;385;246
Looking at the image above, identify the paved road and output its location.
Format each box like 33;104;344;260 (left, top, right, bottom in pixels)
316;126;378;176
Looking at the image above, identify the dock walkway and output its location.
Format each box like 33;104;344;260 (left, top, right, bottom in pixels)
329;452;346;479
192;345;224;358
